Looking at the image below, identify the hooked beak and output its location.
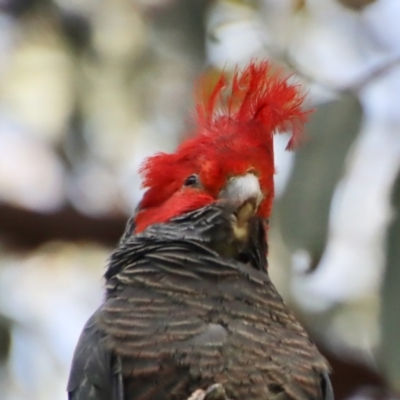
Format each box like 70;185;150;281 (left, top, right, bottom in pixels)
219;173;263;227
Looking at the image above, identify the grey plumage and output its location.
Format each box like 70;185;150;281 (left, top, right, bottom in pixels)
68;203;332;400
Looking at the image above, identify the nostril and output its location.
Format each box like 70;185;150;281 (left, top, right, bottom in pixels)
247;168;257;176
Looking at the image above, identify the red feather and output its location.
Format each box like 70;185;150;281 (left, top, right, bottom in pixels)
196;62;308;149
135;61;310;233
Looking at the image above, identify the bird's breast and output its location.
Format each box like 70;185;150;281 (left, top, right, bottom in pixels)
101;249;328;400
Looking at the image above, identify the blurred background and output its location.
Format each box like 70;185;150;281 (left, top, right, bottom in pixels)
0;0;399;399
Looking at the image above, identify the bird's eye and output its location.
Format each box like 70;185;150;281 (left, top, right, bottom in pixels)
184;174;199;186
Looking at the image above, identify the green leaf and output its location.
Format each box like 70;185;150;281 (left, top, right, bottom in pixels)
379;169;400;392
277;93;362;262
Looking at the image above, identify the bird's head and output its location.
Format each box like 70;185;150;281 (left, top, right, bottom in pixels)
134;62;308;239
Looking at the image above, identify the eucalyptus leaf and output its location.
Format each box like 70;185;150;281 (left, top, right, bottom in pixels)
379;168;400;392
0;314;11;363
277;93;362;261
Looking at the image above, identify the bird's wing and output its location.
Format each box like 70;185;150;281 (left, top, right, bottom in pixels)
67;309;124;400
321;371;334;400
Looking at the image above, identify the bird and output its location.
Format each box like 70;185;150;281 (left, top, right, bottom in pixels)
67;61;333;400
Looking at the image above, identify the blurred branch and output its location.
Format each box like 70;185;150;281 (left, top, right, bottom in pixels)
0;204;125;249
285;53;400;94
337;0;377;11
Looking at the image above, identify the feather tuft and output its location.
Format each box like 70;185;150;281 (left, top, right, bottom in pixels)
196;61;309;150
135;61;311;232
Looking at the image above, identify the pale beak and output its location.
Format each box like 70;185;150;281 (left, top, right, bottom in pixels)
219;173;262;206
219;173;263;227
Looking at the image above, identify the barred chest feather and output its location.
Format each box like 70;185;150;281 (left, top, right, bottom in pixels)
99;205;330;400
